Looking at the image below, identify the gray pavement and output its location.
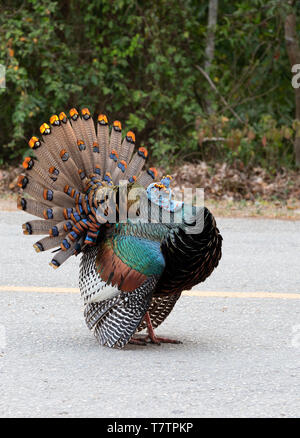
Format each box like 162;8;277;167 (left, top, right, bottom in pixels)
0;211;299;417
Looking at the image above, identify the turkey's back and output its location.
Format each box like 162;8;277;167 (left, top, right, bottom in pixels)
157;207;222;295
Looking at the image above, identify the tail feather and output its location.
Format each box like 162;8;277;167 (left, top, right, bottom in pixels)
125;147;148;181
49;237;84;269
96;114;109;174
109;121;122;156
18;107;159;268
119;131;135;163
59;113;86;173
22;157;54;188
33;235;66;252
17;196;48;219
48;219;74;238
43;122;83;189
22;219;58;235
137;168;158;188
105;120;122;175
69;108;94;176
81;108;98;148
28;136;61;175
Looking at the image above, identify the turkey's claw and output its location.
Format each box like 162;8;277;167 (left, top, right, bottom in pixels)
145;334;182;345
129;336;148;346
129;312;182;346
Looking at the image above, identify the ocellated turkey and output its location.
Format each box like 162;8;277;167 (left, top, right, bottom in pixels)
17;108;222;348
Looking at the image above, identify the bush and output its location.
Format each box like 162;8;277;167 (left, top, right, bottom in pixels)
0;0;297;170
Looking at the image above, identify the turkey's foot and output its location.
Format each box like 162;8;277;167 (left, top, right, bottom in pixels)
129;334;181;346
144;311;182;345
129;336;148;346
145;334;182;345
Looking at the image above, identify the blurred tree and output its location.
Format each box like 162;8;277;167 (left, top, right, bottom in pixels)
204;0;218;113
0;0;298;170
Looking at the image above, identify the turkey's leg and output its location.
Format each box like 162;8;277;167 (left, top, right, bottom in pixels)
129;312;181;345
144;312;182;344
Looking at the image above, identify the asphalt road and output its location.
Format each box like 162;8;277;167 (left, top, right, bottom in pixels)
0;211;299;418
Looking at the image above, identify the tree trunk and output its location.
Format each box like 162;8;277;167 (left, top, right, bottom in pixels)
202;0;218;115
284;10;300;166
205;0;218;72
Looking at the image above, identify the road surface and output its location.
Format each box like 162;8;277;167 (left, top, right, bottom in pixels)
0;211;299;417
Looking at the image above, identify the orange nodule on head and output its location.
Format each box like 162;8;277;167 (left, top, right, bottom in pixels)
40;123;50;135
120;160;127;168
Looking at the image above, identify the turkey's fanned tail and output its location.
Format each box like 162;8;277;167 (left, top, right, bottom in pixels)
18;108;158;268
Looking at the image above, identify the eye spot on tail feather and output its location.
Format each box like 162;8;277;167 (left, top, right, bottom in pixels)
69;108;79;121
81;108;91;120
138;147;148;159
28;136;40;149
50;115;60;126
22;157;34;170
113;120;122;132
98;114;108;125
40;123;51;135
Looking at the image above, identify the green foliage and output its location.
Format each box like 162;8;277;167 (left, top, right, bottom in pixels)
0;0;298;169
196;114;295;170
